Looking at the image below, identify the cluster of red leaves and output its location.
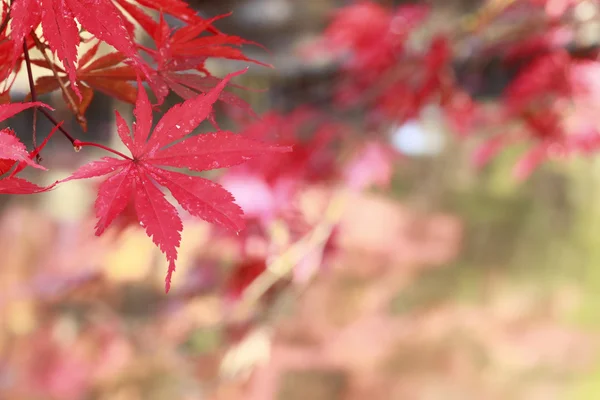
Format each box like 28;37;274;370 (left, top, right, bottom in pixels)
218;104;398;303
2;0;264;129
0;0;292;292
471;0;600;177
320;2;477;135
1;0;597;296
6;1;600;395
0;102;59;193
319;0;600;179
474;48;600;179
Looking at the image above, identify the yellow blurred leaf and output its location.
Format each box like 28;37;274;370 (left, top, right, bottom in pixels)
102;227;155;282
6;299;37;335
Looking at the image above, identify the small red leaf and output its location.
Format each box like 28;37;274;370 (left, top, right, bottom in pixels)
93;165;134;235
147;166;245;232
145;70;247;154
0;129;46;171
0;177;56;194
10;0;41;63
0;101;52;122
132;76;153;155
151;131;291;172
132;171;183;292
9;121;63;177
40;0;81;98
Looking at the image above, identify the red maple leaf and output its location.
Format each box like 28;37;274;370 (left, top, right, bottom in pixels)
142;14;267;109
10;0;146;97
324;2;429;78
61;70;291;292
113;0;220;37
31;40;137;131
0;102;60;194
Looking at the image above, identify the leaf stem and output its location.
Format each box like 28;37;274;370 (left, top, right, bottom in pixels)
39;108;77;144
73;140;132;160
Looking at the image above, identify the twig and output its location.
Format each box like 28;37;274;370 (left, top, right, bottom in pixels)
31;33;83;127
230;188;348;322
22;40;39;155
22;39;78;145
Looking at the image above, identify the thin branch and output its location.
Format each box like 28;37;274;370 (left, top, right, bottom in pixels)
22;39;78;145
22;40;39;156
30;33;83;127
229;188;348;322
40;108;77;144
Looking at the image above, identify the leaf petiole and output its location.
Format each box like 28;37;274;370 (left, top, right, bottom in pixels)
72;140;132;160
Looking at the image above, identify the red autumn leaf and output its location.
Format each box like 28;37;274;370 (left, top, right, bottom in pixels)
0;101;54;172
0;103;60;195
8;122;64;178
0;129;46;171
134;0;206;24
224;258;267;302
0;101;51;123
0;177;55;194
324;2;428;76
62;70;292;292
236;108;342;185
487;52;600;178
504;51;572;114
113;0;220;37
31;41;137;130
143;14;267;109
10;0;147;97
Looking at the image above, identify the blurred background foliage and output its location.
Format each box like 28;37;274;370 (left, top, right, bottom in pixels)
2;0;600;399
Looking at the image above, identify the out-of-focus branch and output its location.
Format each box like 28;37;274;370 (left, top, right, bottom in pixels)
229;188;348;323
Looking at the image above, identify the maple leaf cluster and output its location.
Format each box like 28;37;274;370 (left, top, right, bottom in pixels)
474;50;600;179
0;0;291;291
5;2;600;395
317;2;477;136
314;0;600;178
468;0;600;179
1;0;599;297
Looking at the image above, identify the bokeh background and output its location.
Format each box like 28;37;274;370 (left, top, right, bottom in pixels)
2;0;600;399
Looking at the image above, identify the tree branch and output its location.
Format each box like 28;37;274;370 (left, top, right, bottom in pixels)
22;37;78;145
229;188;348;323
22;40;39;155
30;33;84;128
